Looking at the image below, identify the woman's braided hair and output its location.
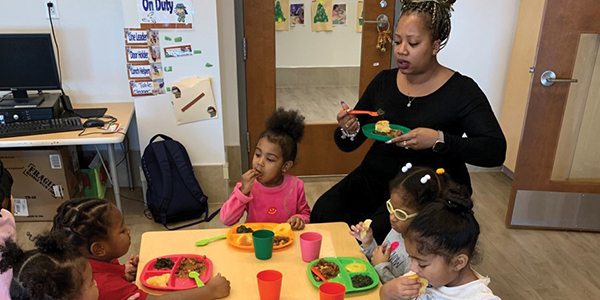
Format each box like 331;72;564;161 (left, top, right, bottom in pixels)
51;198;113;252
0;231;88;300
400;0;456;49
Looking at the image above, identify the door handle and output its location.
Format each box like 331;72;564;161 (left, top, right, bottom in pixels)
361;14;389;28
540;70;578;86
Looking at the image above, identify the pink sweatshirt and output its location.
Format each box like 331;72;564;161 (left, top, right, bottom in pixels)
0;209;16;300
220;174;311;226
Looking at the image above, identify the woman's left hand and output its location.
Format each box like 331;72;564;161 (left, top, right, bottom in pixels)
386;128;438;150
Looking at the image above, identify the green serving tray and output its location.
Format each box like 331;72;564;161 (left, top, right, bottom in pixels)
362;123;411;142
307;257;379;293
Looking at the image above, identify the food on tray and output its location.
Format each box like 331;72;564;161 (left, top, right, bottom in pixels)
408;274;429;293
375;120;391;133
373;120;402;137
236;225;254;233
273;235;290;246
175;257;207;279
360;219;372;239
146;273;170;287
312;259;340;281
236;234;253;246
153;258;175;270
345;262;367;273
273;223;291;235
351;274;374;288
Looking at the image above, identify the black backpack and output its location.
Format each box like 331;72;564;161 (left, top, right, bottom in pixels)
142;134;220;230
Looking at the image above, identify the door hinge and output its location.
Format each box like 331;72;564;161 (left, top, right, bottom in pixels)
246;132;251;152
529;66;535;73
243;37;247;61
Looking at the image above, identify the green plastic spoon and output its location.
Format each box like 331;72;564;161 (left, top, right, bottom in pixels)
188;271;204;287
195;234;227;246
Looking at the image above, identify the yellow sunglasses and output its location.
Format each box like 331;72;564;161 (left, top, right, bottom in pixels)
386;199;418;221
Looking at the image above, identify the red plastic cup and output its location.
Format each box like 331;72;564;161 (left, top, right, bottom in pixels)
256;270;283;300
319;282;346;300
300;232;323;262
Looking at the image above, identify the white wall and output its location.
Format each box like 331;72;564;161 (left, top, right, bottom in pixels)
276;0;363;67
437;0;520;117
0;0;227;166
217;0;240;146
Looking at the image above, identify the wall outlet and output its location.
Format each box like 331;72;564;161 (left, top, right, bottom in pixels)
46;0;59;19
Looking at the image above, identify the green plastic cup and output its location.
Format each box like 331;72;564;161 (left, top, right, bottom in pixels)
253;229;275;260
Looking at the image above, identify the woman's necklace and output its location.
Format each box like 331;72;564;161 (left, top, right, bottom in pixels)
404;69;437;108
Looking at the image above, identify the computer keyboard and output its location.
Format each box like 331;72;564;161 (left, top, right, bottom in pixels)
0;117;83;138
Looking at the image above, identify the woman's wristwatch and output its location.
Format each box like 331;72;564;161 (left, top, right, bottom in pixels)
432;130;446;152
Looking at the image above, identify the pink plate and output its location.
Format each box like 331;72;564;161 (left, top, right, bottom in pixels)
140;254;213;291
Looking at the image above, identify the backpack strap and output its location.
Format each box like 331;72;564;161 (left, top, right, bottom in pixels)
149;134;173;144
160;139;220;230
150;141;174;226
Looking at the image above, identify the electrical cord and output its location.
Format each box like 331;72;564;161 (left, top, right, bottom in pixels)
47;3;66;97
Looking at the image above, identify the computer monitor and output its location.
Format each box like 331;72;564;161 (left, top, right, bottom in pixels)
0;34;61;104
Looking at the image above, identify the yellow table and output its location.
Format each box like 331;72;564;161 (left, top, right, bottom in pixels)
136;222;381;299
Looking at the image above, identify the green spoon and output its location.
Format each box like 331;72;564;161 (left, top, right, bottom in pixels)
188;271;204;287
195;234;227;246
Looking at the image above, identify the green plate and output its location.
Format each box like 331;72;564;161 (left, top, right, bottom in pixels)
307;257;379;293
362;123;411;142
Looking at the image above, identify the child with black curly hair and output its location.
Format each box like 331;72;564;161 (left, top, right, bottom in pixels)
220;108;311;230
52;198;230;300
0;231;99;300
380;186;499;300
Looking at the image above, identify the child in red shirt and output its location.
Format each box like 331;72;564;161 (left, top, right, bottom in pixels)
52;198;231;300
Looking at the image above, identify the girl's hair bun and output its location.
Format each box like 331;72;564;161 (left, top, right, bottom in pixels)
442;184;473;214
265;108;305;142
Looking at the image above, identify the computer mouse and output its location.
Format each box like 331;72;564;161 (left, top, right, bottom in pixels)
83;119;105;128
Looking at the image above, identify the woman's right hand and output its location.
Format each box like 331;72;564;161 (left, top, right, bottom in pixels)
337;102;359;134
379;275;422;300
206;273;231;299
349;221;373;246
240;169;260;195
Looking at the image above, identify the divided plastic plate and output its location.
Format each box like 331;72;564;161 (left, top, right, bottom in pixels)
226;223;295;250
307;257;380;293
362;123;411;142
140;254;213;291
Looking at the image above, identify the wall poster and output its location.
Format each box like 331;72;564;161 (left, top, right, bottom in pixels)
312;0;333;32
275;0;290;31
290;3;305;26
170;77;218;125
136;0;194;29
356;1;363;33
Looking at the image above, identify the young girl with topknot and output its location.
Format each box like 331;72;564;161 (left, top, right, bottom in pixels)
380;186;500;300
0;231;99;300
220;108;311;230
350;164;453;283
52;198;230;300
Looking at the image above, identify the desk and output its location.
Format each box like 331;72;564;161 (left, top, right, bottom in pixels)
0;102;135;211
136;222;381;299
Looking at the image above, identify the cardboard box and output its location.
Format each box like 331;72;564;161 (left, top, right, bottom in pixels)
0;146;81;221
